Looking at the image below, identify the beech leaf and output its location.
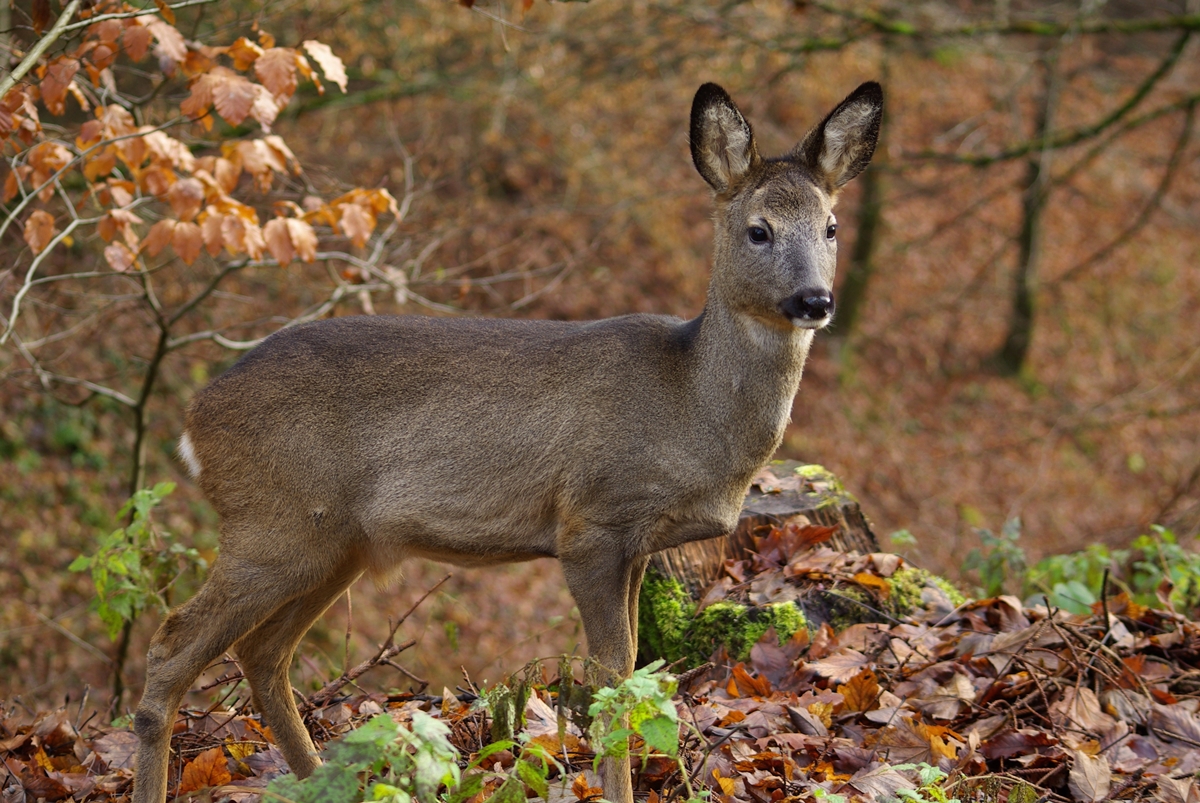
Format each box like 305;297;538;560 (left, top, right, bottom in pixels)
301;40;348;93
255;48;298;101
23;210;57;254
172;221;203;265
104;242;136;272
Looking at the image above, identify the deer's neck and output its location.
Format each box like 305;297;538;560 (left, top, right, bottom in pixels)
688;299;814;470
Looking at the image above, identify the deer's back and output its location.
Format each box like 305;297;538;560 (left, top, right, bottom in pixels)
183;314;739;563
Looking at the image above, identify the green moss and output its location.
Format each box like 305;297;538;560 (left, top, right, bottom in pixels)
637;569;807;668
889;566;968;616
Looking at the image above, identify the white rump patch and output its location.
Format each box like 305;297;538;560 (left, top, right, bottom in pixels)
177;431;202;479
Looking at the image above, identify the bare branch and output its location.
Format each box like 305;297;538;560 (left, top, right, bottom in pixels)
0;0;83;100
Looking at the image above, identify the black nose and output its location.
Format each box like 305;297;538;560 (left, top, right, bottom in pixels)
780;291;834;321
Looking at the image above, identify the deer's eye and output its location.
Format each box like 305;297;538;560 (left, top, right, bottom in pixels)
826;223;838;240
748;226;770;244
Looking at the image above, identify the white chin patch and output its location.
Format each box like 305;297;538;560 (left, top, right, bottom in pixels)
178;432;202;479
793;317;831;330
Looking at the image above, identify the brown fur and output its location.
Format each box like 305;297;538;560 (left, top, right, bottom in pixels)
131;82;882;803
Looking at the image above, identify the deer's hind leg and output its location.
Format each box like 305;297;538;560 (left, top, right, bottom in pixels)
234;561;363;779
133;554;320;803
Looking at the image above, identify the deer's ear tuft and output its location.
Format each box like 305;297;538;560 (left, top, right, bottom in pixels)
794;81;883;191
690;83;760;194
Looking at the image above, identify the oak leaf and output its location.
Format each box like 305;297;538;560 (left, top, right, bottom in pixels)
255;48;297;101
172;221;203;265
302;40;348;92
24;210;57;254
177;747;231;794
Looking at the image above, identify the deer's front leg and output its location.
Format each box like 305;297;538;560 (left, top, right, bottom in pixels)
561;545;643;803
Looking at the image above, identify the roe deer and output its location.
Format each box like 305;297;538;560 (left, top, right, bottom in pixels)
132;81;882;803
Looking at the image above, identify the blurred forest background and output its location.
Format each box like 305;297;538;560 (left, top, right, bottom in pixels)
2;0;1198;714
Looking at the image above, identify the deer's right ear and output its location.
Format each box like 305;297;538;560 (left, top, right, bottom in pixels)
690;83;759;194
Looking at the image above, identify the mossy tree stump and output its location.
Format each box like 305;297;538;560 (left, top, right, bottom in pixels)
637;462;893;667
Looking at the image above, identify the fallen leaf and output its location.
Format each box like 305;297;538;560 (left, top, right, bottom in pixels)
1068;749;1110;802
177;747;231;793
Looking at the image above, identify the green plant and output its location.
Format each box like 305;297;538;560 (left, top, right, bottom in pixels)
588;660;707;802
962;518;1026;598
265;710;560;803
1128;526;1200;614
68;482;206;639
893;763;962;803
1022;543;1115;614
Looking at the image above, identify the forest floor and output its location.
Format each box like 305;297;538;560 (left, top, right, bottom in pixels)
3;527;1198;803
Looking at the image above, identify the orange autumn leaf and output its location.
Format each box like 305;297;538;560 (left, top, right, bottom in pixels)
339;202;375;247
122;21;153;62
143;219;176;257
145;17;187;63
177;747;231;793
227;36;264;71
837;668;881;713
731;663;772;697
40;58;80;116
571;772;602;801
172;221;203;265
255;48;298;101
853;572;892;599
23;210;57;254
287;218;318;262
263;217;294;267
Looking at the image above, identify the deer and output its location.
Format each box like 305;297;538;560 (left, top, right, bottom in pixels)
131;80;882;803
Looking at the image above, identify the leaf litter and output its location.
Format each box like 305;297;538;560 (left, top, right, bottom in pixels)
3;528;1200;802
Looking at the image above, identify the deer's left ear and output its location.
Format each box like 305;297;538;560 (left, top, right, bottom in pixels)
794;82;883;191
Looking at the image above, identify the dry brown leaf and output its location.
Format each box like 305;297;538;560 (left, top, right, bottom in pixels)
808;649;870;684
286;218;318;263
104;242;136;272
302;40;348;92
143;219;176;257
166;178;205;221
40;58;80;116
263;217;294;267
263;135;299;173
339;202;375;247
172;221;203;265
32;0;51;34
200;210;224;256
250;84;280;131
837;669;881;713
1068;749;1110;802
177;747;231;794
145;18;187;63
211;72;256;126
122;21;153;62
23;210;56;254
153;0;176;25
255;48;297;100
227;36;264;71
180;72;215;119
